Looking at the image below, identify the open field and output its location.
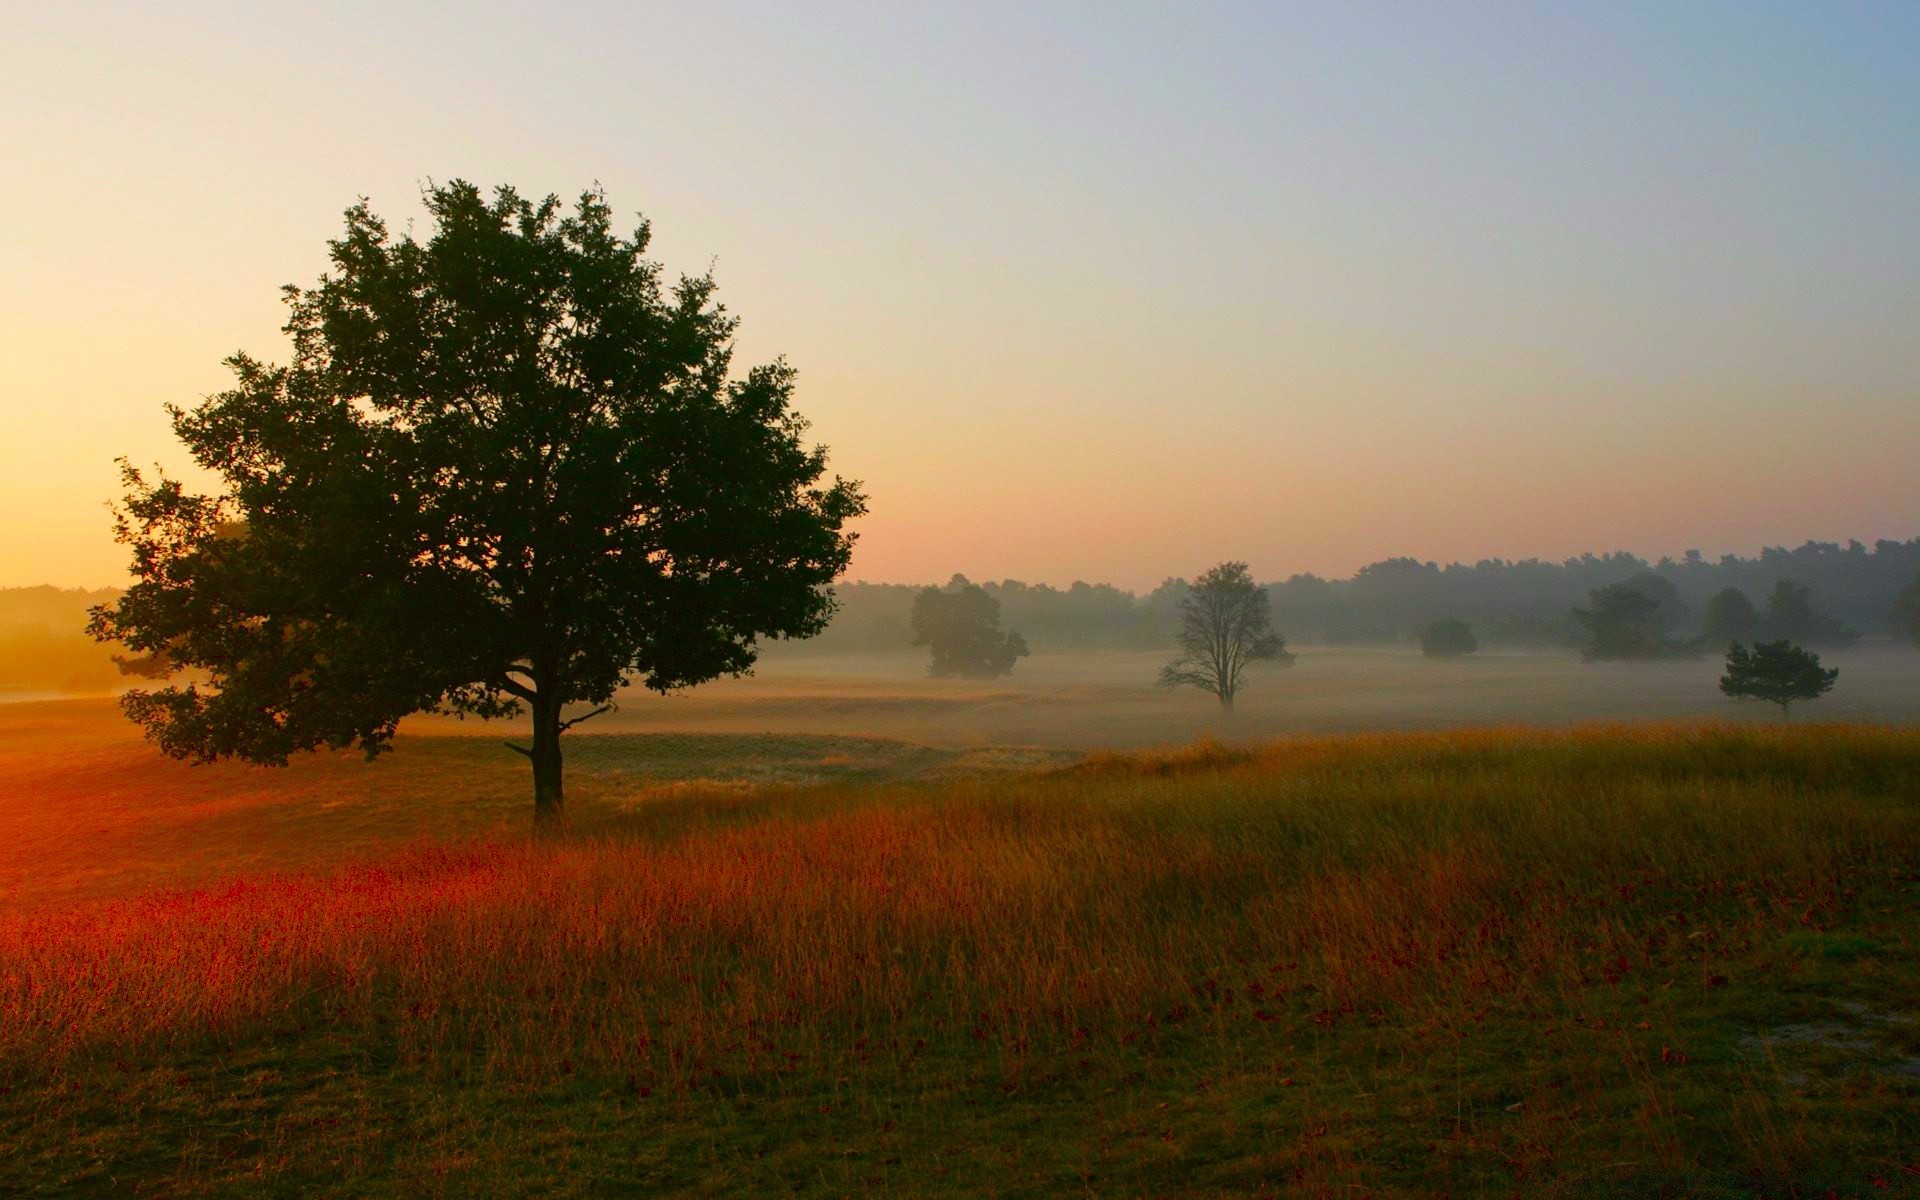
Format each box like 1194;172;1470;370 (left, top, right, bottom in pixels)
8;645;1913;909
3;710;1919;1196
440;644;1920;749
0;701;1073;911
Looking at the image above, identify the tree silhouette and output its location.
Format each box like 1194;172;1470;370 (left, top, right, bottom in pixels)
1159;562;1292;710
1572;585;1668;660
1894;571;1920;650
909;578;1029;678
1702;587;1759;647
1419;618;1478;658
88;182;865;827
1718;640;1838;720
1759;580;1858;647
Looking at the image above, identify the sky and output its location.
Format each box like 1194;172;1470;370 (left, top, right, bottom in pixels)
3;1;1917;592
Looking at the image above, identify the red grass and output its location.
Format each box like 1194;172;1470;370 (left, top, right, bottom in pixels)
6;720;1910;1094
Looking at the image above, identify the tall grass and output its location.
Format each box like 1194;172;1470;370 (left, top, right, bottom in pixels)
4;721;1917;1195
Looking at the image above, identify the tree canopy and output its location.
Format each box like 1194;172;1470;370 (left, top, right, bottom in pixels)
909;577;1030;678
1419;618;1478;658
1757;580;1858;647
1718;640;1838;720
1572;584;1698;661
89;182;866;825
1895;571;1920;649
1702;587;1760;647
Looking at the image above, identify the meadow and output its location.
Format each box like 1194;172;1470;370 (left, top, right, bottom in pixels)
558;643;1920;747
2;652;1918;1196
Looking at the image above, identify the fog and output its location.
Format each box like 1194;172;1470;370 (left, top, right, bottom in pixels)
17;538;1914;738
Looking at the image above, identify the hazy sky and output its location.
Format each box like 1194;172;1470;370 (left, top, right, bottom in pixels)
4;2;1916;591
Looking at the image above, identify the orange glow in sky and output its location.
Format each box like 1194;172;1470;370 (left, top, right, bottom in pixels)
4;4;1916;591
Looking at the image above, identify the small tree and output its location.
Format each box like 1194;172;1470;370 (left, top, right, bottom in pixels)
1888;571;1920;649
88;182;866;827
1159;562;1292;710
1719;640;1838;720
1419;618;1478;658
910;578;1029;678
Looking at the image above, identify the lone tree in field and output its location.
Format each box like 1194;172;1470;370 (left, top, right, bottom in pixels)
1419;618;1478;658
1718;640;1838;721
88;182;866;827
909;577;1029;678
1159;562;1292;710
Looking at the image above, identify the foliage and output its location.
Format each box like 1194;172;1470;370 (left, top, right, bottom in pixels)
775;539;1920;656
1418;617;1478;657
908;577;1029;678
1758;580;1858;647
1719;640;1839;719
1894;571;1920;649
1702;586;1760;647
1158;562;1292;708
1620;570;1689;631
1572;584;1700;661
86;182;864;824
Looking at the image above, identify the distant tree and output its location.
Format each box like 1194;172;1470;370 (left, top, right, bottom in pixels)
1702;587;1760;647
1159;562;1293;710
1572;584;1698;661
1140;575;1192;644
1419;618;1478;658
88;182;865;828
1894;571;1920;649
1620;571;1688;633
1719;640;1838;720
910;577;1029;678
1759;580;1858;647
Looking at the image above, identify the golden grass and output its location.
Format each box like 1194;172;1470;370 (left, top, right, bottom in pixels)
2;718;1916;1195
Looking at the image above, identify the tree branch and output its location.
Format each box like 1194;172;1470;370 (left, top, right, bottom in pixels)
558;703;614;733
496;673;536;701
504;742;533;757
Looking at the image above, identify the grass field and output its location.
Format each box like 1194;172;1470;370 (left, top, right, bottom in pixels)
2;698;1918;1196
477;644;1920;749
14;643;1920;753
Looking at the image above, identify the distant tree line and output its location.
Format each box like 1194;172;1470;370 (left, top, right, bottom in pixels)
6;538;1919;695
784;539;1920;656
0;586;126;693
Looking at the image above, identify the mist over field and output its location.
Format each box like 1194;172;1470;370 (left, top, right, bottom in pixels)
9;534;1919;727
8;3;1920;1195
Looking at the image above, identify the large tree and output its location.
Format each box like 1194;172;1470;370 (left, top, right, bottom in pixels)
1158;562;1292;710
909;577;1029;678
89;182;866;826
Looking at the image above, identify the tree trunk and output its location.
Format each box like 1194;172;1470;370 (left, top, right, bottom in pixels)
1218;689;1234;712
530;692;566;830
